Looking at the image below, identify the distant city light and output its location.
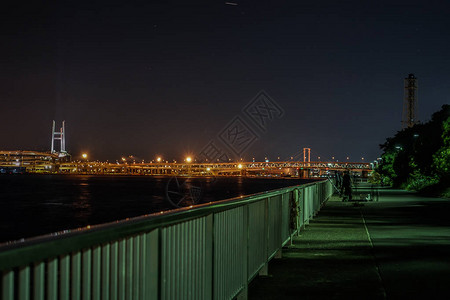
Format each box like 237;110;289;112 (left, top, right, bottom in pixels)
238;164;243;169
157;157;162;162
82;153;87;159
186;156;192;163
206;167;211;171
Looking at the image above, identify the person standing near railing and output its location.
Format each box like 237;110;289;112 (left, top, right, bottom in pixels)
341;171;352;201
335;171;342;189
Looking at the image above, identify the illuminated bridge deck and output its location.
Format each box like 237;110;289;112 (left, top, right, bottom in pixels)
0;150;372;175
57;161;372;176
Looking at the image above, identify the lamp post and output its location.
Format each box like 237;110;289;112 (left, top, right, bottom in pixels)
81;153;88;174
185;156;192;176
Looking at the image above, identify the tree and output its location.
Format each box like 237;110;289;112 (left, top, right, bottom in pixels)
377;105;449;190
433;117;450;180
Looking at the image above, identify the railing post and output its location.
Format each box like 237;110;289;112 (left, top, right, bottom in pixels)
33;262;45;300
259;197;269;276
110;241;118;300
82;249;92;300
304;187;310;226
133;237;140;299
294;189;301;236
144;230;159;299
47;258;58;300
71;252;81;300
125;237;133;300
236;204;249;300
2;270;14;300
205;215;213;300
60;254;70;300
101;244;110;300
118;239;126;300
92;246;101;300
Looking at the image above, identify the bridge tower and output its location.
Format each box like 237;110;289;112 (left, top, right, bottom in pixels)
402;73;418;129
51;120;68;156
303;148;311;162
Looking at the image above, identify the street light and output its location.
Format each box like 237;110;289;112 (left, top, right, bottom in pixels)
156;157;162;162
81;153;88;174
186;156;192;163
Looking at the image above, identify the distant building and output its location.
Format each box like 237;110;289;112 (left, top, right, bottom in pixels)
0;151;58;173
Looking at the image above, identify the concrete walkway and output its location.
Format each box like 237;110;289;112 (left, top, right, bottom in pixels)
248;186;450;299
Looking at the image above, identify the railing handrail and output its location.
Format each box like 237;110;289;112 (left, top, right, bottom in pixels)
0;180;326;270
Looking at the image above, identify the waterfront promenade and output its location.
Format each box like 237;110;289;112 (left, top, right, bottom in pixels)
249;186;450;299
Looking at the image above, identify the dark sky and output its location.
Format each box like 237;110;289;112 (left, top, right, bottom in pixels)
1;0;449;163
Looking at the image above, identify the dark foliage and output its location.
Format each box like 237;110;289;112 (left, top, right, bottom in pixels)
377;105;450;193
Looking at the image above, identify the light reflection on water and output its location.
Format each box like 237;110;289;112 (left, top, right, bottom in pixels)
73;180;93;221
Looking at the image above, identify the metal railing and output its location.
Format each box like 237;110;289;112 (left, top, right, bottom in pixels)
0;180;333;300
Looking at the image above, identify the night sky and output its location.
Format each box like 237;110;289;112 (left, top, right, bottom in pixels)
1;0;449;163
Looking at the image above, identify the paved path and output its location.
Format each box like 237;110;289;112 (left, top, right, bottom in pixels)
248;187;450;299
